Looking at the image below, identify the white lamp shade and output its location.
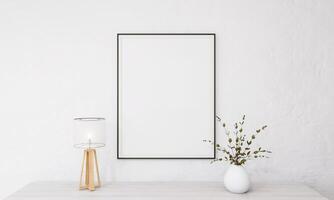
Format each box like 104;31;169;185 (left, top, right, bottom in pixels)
73;117;106;149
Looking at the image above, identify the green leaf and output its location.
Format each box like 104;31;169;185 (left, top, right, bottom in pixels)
228;138;232;143
262;125;267;130
256;129;261;133
252;135;256;139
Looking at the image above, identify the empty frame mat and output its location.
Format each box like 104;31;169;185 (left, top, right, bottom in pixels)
117;34;215;158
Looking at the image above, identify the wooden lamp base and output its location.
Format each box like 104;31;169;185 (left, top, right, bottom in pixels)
79;149;101;191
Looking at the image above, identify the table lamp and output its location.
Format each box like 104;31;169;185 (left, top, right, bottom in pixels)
73;117;106;191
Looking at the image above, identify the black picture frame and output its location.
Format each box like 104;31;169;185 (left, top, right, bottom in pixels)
117;33;216;159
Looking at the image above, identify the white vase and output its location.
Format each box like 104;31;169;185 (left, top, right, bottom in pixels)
223;164;250;194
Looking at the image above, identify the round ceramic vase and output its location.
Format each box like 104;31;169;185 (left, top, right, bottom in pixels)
223;164;250;194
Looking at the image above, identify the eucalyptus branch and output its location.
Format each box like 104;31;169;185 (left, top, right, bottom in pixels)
204;115;272;166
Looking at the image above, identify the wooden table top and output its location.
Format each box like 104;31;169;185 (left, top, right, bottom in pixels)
5;181;328;200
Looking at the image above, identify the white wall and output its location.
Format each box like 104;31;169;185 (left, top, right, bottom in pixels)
0;0;333;199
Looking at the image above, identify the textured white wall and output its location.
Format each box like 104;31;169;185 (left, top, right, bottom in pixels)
0;0;333;199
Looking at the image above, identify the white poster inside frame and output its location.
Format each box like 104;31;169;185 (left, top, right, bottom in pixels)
117;33;215;159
